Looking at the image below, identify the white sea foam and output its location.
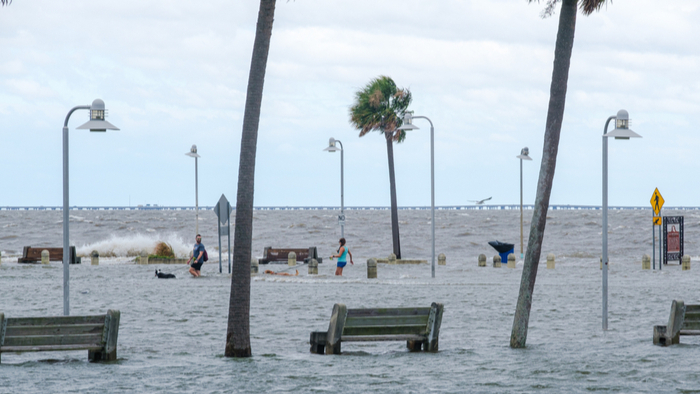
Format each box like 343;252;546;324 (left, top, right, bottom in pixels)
76;233;192;258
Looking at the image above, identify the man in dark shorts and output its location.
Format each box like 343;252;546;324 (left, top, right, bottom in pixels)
186;234;206;277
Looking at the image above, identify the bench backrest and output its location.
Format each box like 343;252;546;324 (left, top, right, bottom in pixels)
0;314;107;349
1;310;119;354
19;246;77;263
261;247;318;263
682;304;700;331
342;307;431;337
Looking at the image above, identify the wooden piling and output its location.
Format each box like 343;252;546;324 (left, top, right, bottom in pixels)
41;250;50;265
309;258;318;275
367;258;377;278
288;251;296;266
478;254;486;267
91;250;99;266
507;253;516;268
493;255;502;268
438;253;446;266
250;257;259;276
642;254;650;270
682;255;691;271
546;253;555;269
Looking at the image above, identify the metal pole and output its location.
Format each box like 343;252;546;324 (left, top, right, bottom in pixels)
218;221;222;273
602;115;614;331
659;223;663;270
62;125;70;316
227;218;231;274
652;218;656;270
338;140;344;239
62;105;90;316
520;157;524;259
195;156;199;236
411;115;435;278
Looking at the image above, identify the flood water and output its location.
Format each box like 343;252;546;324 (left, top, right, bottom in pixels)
1;208;700;393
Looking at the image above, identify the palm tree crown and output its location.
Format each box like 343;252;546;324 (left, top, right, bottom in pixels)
350;76;412;142
532;0;606;17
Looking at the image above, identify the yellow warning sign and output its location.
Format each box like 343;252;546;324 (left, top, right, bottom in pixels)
653;216;662;226
650;188;664;216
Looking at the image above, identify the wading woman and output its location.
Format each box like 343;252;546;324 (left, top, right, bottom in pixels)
330;237;353;276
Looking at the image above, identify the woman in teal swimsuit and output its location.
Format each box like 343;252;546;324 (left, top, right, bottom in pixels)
330;238;353;276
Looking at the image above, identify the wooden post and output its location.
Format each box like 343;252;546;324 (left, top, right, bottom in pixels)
682;255;691;271
288;251;296;267
0;312;4;364
388;253;397;265
438;253;446;266
325;303;347;355
250;258;259;276
425;302;444;352
309;258;318;275
309;331;327;354
507;253;516;268
478;254;486;267
91;250;99;266
493;255;501;268
546;253;555;269
367;258;377;278
642;254;651;270
41;249;50;265
139;251;148;265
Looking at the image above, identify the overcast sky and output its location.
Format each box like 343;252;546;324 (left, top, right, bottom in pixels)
2;1;699;208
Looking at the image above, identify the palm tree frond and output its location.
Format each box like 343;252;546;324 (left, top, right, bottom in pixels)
1;0;12;6
580;0;607;15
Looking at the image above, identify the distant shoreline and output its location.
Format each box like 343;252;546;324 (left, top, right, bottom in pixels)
1;205;697;211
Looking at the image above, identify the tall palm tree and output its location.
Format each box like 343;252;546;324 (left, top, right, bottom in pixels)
225;0;276;358
511;0;607;349
350;76;412;259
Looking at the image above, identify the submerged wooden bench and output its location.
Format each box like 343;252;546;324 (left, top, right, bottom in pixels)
309;303;444;355
653;300;700;346
259;246;322;265
0;310;120;363
17;246;80;264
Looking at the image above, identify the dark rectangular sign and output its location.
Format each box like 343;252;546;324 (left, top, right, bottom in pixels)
663;216;684;264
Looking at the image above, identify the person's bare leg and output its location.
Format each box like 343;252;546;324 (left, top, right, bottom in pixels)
189;267;198;277
335;267;343;276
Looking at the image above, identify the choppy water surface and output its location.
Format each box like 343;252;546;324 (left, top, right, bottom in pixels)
1;209;700;393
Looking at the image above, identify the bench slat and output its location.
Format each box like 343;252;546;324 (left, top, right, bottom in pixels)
683;311;700;321
3;334;104;347
347;308;430;317
685;305;700;313
5;324;104;337
343;324;427;337
8;315;106;327
679;330;700;336
344;315;429;327
341;334;425;342
1;344;104;353
681;321;700;331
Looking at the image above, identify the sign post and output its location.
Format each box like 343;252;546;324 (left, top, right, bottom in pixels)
650;188;664;270
663;216;684;265
214;194;233;274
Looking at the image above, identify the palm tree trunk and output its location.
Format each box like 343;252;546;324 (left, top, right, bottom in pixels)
510;0;576;348
225;0;276;358
385;131;401;259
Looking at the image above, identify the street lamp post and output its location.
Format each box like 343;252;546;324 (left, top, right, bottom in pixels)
323;138;344;238
185;145;201;236
398;112;436;278
602;109;641;330
62;99;119;315
516;147;532;259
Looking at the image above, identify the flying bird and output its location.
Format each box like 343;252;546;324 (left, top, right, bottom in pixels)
469;197;492;205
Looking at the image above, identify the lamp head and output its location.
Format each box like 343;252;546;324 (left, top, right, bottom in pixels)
323;137;342;152
516;147;532;160
186;144;201;158
76;98;120;132
397;112;419;131
604;109;641;140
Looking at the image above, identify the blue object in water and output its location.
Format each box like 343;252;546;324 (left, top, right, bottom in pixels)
488;241;514;263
